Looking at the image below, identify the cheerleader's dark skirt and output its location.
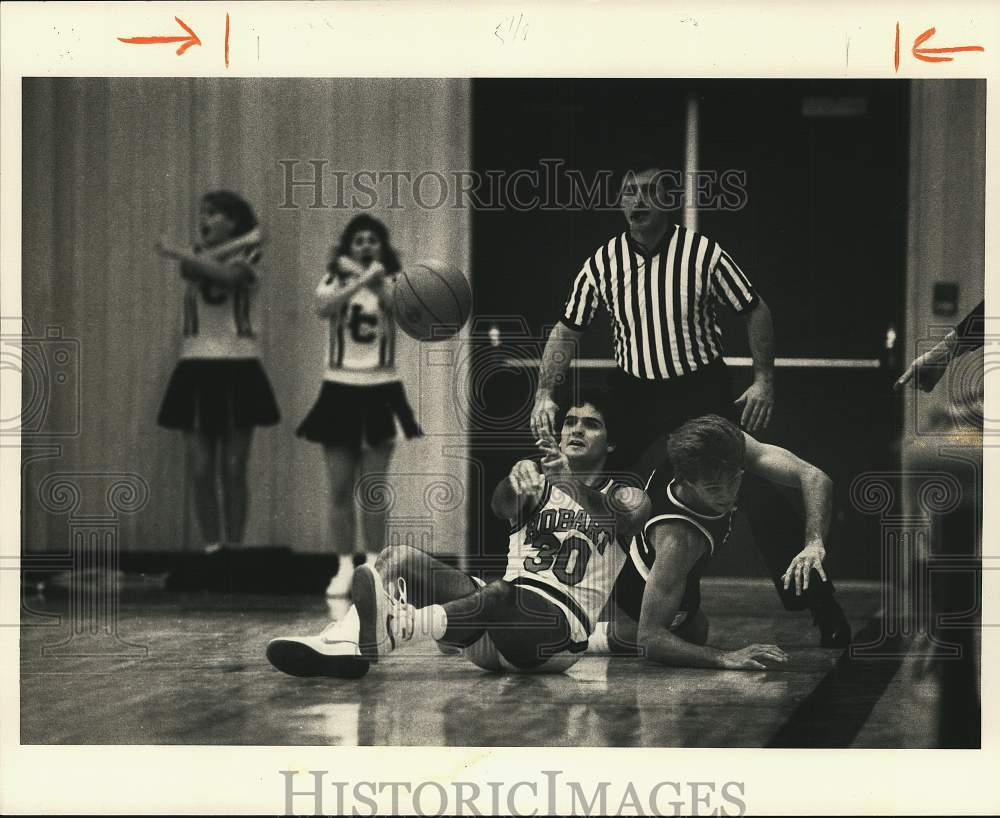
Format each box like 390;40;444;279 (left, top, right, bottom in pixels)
158;359;280;434
296;380;422;451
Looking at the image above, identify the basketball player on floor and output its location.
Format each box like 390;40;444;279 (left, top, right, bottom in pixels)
591;414;836;669
266;391;650;677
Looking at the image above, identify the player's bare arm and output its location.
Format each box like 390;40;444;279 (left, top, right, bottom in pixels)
734;297;775;434
490;459;545;526
607;485;652;545
531;322;582;441
638;523;789;670
743;434;833;596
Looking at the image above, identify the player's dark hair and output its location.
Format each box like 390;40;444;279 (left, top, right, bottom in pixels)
667;414;745;483
332;214;402;275
563;388;618;442
202;191;258;237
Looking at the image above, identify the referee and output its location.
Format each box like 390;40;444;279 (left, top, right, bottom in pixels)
531;157;851;647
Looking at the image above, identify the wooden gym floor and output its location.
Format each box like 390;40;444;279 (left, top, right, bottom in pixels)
20;578;949;747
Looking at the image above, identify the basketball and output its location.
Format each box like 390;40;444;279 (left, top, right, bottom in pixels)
393;259;472;342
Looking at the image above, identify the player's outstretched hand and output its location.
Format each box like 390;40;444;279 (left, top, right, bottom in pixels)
721;643;789;671
531;393;560;443
509;459;544;497
781;542;828;596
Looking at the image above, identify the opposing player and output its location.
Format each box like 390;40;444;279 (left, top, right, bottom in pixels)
594;414;844;670
266;391;650;677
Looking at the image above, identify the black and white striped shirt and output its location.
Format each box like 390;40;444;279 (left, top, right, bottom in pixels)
561;225;759;380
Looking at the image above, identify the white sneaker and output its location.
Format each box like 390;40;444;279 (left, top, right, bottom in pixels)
325;560;354;598
266;608;369;678
352;564;415;661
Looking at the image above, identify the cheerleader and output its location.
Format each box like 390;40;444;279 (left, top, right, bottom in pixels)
297;215;422;596
156;191;280;551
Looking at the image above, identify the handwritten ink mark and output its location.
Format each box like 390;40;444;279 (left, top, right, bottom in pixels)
895;22;985;71
118;16;201;56
495;13;528;45
911;26;984;63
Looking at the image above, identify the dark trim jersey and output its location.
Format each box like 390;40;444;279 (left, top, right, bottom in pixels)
561;226;759;380
613;461;737;628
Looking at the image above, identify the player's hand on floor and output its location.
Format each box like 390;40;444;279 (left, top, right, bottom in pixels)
509;459;544;497
734;377;774;434
721;644;789;670
782;542;828;596
531;393;560;442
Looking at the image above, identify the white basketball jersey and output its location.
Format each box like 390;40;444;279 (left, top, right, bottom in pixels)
322;274;399;385
503;477;626;644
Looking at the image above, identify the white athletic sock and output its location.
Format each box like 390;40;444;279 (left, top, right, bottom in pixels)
589;621;611;654
413;604;448;643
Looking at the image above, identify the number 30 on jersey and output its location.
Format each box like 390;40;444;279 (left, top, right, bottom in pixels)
523;533;591;586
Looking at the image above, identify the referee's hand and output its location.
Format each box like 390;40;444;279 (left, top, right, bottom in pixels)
531;393;560;442
734;378;774;434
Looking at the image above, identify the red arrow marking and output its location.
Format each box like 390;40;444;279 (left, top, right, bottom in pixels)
912;26;984;63
118;16;202;56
